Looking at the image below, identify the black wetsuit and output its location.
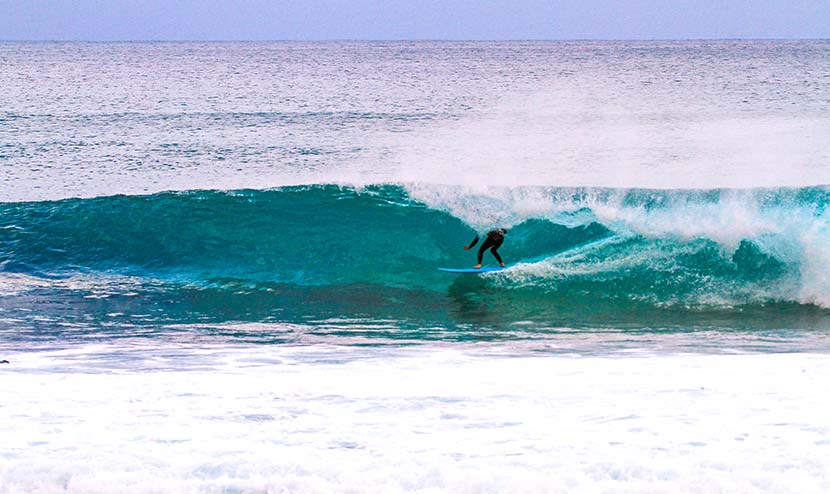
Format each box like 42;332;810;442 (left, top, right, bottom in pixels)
468;228;506;265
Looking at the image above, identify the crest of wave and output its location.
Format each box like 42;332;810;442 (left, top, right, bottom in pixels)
406;183;830;308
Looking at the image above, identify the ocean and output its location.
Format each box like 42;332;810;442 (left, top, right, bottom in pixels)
1;41;829;492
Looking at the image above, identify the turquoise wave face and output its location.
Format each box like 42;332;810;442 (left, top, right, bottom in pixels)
0;185;611;288
1;184;830;332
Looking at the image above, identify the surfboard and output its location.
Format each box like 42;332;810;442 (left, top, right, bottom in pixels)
438;267;505;273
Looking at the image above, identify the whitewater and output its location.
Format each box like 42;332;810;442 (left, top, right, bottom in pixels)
1;41;830;493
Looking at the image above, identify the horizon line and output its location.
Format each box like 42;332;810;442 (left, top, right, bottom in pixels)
1;37;828;43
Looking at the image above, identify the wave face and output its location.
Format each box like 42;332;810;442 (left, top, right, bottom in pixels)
1;184;829;332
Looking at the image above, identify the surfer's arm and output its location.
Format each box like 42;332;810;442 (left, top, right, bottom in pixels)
464;235;480;250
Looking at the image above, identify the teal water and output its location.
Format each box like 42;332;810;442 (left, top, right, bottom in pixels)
2;184;829;349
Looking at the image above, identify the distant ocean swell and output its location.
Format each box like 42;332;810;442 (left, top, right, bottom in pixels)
1;184;829;315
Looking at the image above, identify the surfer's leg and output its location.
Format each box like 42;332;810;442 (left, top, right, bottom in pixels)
490;237;505;266
475;238;494;268
490;247;504;266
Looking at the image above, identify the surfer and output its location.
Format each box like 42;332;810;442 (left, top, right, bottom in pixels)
465;228;507;268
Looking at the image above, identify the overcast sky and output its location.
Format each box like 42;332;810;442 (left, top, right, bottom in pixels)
1;0;828;41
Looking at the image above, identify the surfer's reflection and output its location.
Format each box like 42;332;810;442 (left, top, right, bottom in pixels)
446;276;503;324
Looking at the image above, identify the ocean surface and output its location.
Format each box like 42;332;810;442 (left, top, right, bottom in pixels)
1;41;830;493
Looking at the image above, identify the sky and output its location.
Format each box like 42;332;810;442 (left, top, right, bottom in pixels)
1;0;828;41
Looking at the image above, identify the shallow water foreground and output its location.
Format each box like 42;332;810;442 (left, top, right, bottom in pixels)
1;344;828;493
